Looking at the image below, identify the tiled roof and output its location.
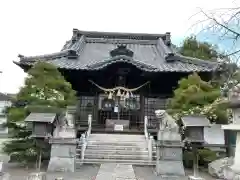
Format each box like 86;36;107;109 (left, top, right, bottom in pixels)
181;115;211;127
24;113;56;123
14;29;220;72
0;93;12;101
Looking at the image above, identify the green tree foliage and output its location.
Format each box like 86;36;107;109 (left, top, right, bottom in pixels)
179;36;219;60
3;62;76;165
167;73;229;123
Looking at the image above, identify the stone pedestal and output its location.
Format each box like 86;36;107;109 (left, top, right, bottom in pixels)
156;130;185;177
47;138;77;172
48;125;77;172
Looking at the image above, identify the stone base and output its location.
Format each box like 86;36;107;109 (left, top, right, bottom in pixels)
155;161;185;176
27;172;46;180
188;176;205;180
153;173;185;180
47;157;75;172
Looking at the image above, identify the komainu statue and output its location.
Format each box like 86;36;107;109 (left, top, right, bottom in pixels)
155;109;179;132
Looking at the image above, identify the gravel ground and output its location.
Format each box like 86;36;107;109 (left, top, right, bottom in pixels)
133;166;216;180
1;163;100;180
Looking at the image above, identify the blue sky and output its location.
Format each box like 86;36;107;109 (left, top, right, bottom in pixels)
0;0;238;93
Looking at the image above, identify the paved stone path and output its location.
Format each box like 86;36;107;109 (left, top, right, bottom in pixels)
95;164;136;180
1;162;216;180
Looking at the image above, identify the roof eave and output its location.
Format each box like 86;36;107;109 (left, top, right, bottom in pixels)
176;55;220;71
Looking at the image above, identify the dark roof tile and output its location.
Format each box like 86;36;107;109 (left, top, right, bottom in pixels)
15;29;220;72
0;93;13;101
24;113;56;123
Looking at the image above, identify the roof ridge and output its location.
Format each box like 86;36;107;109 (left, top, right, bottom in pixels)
156;38;174;61
85;37;157;45
73;28;168;40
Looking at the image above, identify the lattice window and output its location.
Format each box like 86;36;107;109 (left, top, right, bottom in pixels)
144;97;167;128
76;96;96;125
98;94;141;129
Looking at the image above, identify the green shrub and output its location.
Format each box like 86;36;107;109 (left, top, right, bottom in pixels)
198;148;217;167
183;148;217;168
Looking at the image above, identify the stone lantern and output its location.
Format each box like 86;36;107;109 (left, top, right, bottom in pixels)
222;83;240;179
182;115;210;143
181;115;210;180
24;112;57;138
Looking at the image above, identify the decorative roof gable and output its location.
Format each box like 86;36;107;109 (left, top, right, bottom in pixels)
110;45;134;58
14;29;220;72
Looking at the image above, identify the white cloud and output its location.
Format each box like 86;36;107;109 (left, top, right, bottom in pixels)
0;0;237;93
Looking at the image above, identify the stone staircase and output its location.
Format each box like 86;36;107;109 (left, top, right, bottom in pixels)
76;134;156;165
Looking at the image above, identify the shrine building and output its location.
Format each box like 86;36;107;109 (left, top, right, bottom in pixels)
14;29;220;136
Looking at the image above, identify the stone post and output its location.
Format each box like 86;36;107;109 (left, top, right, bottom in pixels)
87;114;92;139
81;133;87;162
144;116;148;140
148;136;153;160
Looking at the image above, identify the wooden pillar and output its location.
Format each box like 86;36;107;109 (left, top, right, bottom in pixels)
93;92;98;123
140;93;145;126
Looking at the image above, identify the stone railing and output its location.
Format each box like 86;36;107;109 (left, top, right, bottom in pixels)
144;116;153;160
86;114;92;140
144;116;149;140
80;114;92;163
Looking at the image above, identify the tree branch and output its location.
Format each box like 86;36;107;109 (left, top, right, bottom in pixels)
200;8;240;38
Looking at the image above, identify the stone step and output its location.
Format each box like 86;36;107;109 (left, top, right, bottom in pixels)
79;148;149;155
88;139;147;143
82;144;149;151
89;134;145;139
83;153;150;160
76;158;156;165
87;141;147;146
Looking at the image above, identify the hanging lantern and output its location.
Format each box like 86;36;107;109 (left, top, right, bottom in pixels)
125;92;129;99
116;89;121;97
108;92;113;99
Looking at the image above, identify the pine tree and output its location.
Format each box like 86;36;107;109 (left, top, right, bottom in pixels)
179;36;219;60
3;62;76;165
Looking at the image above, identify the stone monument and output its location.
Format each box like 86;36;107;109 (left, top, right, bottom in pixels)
222;83;240;179
47;108;77;172
155;110;185;178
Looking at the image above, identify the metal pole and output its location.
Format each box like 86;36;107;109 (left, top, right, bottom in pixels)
192;144;199;177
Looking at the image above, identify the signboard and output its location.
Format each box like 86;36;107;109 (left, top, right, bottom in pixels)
114;124;123;131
